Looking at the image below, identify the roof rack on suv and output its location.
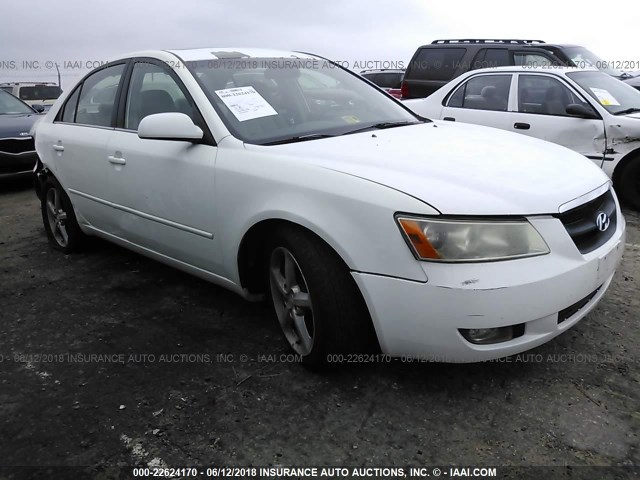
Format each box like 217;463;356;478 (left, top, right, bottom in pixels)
431;39;546;45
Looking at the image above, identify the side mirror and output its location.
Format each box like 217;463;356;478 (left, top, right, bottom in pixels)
32;104;45;113
138;112;204;142
565;104;598;119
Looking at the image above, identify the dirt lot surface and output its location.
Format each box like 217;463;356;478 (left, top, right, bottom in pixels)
1;178;639;478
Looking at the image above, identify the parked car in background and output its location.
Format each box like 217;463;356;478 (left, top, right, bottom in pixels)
406;66;640;210
0;90;41;179
360;69;404;98
0;82;62;112
35;48;624;368
624;75;640;92
402;39;628;99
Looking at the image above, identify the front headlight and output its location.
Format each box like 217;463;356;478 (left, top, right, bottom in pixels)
396;216;550;262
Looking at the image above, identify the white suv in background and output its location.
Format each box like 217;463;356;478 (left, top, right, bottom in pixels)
405;67;640;210
1;82;62;112
34;48;625;369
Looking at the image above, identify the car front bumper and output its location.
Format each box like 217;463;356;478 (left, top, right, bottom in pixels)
353;214;626;362
0;151;38;179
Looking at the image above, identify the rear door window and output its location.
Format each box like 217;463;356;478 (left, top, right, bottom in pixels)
61;88;81;123
447;74;512;111
410;48;466;81
75;64;125;127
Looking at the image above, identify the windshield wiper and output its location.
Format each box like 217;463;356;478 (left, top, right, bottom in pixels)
261;134;337;146
613;107;640;116
344;120;425;136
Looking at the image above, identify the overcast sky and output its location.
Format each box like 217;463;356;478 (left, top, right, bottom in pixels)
1;0;638;87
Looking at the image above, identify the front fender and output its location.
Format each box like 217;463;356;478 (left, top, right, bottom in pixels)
214;146;435;284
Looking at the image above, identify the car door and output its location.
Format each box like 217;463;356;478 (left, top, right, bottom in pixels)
512;73;606;165
106;59;220;272
39;62;127;231
440;73;515;130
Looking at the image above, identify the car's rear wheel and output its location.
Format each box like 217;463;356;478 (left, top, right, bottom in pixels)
266;226;378;370
41;177;84;253
617;155;640;210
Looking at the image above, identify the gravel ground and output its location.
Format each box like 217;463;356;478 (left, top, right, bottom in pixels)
0;178;638;478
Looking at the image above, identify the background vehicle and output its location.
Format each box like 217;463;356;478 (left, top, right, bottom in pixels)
0;82;62;112
405;66;640;209
402;39;628;99
0;90;40;179
34;48;624;369
360;69;404;98
624;75;640;92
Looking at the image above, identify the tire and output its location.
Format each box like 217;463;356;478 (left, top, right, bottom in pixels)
41;177;85;253
265;225;379;370
616;156;640;211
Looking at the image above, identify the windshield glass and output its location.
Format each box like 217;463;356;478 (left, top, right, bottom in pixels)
0;90;35;115
189;57;420;145
563;47;623;77
567;71;640;115
19;85;62;101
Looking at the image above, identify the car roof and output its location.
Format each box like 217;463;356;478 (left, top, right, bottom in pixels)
106;48;319;65
360;69;405;74
459;66;599;75
418;40;579;49
0;82;58;86
169;48;318;61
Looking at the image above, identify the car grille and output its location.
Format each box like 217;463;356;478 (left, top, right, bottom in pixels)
0;137;35;155
556;189;616;254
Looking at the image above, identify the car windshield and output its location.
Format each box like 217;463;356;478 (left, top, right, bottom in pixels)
189;57;421;145
567;71;640;115
0;90;35;115
19;85;62;101
563;47;624;78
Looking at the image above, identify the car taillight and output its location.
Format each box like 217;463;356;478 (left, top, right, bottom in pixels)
400;81;409;99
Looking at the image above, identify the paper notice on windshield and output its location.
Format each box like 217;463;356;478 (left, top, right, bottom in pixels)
215;86;278;122
590;88;621;106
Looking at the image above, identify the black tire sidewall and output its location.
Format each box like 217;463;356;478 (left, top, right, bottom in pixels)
265;226;373;369
618;156;640;210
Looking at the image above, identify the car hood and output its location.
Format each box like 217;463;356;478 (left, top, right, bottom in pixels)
0;114;39;138
249;122;609;215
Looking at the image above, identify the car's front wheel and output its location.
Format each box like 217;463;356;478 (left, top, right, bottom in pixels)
41;177;85;253
266;226;378;369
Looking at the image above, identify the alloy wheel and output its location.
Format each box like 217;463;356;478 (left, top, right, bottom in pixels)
45;187;69;248
269;247;315;356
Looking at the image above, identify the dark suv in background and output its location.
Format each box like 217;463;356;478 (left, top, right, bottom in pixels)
402;39;629;99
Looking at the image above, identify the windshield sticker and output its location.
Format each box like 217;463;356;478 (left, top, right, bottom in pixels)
214;86;278;122
341;115;361;124
590;88;621;106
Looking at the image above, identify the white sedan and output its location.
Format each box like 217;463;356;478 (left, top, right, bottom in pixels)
405;66;640;210
34;49;625;368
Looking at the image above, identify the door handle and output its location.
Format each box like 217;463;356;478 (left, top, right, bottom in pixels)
52;144;64;152
443;117;456;122
514;122;531;130
108;155;126;165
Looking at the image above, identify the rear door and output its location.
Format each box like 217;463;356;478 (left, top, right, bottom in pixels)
37;63;127;231
512;73;606;164
439;73;515;130
106;59;220;272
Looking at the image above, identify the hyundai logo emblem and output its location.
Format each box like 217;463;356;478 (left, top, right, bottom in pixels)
596;212;610;232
